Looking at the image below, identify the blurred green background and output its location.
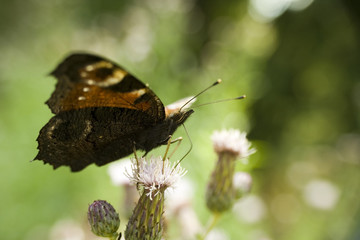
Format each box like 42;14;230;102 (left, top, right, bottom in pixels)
1;0;359;239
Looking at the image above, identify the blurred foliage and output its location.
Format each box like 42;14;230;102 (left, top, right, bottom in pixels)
0;0;359;239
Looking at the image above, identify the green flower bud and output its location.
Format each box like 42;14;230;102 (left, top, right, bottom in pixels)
87;200;120;238
206;129;256;213
206;152;237;213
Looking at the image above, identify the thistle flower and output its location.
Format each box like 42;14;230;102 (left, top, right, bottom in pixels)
211;129;256;158
206;129;255;213
87;200;120;239
125;156;187;240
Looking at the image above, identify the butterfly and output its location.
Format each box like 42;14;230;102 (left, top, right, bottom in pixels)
34;53;194;172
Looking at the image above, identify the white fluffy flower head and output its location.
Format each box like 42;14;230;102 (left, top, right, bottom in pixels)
126;156;187;200
211;129;256;158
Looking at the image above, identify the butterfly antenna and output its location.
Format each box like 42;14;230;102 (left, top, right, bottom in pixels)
179;79;222;112
191;95;246;108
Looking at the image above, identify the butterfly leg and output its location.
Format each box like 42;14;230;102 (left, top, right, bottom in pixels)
133;142;140;166
162;135;173;160
133;143;142;191
167;137;183;159
162;135;183;160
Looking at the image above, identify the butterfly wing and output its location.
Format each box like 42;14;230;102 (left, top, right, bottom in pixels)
35;107;157;171
47;53;165;121
35;53;166;171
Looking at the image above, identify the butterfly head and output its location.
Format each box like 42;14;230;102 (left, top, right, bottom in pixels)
167;108;194;125
161;97;195;140
165;96;196;117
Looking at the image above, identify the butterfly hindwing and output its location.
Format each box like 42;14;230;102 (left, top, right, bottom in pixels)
35;107;156;171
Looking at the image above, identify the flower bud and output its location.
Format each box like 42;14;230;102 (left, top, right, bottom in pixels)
206;129;256;213
206;152;237;212
87;200;120;238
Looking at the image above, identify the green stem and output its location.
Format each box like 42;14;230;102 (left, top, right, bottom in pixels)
199;213;222;240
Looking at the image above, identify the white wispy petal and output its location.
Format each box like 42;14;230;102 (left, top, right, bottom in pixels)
125;156;187;200
211;129;256;158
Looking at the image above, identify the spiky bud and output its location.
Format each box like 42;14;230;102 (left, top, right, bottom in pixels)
87;200;120;239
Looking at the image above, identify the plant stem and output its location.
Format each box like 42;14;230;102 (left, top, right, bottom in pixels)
199;213;221;239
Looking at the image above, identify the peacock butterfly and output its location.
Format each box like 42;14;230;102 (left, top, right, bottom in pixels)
34;53;194;172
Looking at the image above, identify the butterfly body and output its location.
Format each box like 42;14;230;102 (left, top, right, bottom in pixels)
35;53;193;172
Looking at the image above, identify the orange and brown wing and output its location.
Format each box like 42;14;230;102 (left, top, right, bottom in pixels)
47;53;165;122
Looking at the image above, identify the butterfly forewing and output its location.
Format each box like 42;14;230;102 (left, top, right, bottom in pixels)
47;53;165;122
